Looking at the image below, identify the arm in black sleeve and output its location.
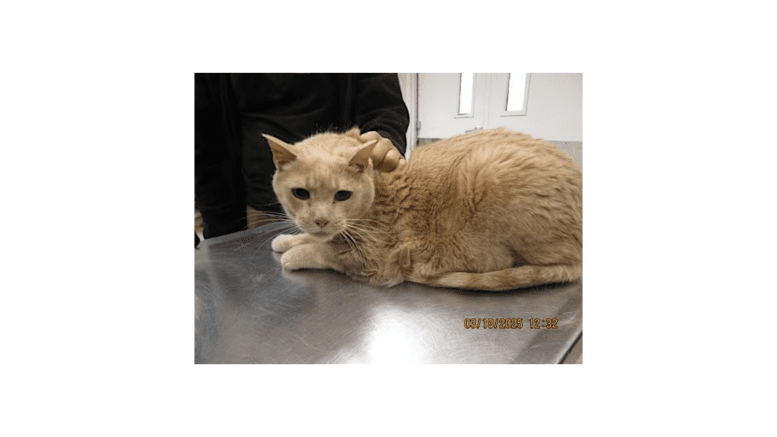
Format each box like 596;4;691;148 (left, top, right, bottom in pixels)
195;73;246;239
353;74;410;155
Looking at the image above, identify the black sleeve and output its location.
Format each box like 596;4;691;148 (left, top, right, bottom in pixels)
353;74;410;156
195;74;246;239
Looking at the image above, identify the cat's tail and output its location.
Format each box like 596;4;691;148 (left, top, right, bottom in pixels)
427;264;581;291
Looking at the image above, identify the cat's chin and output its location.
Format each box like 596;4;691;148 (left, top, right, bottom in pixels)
306;231;336;241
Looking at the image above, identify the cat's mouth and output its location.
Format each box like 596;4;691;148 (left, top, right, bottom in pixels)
307;230;337;241
298;222;342;241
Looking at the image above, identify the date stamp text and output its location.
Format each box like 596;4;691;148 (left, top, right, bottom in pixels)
463;318;558;329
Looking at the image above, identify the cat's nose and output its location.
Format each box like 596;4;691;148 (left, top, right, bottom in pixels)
314;218;329;228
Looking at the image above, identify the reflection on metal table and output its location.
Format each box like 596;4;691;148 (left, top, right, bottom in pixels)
195;223;582;364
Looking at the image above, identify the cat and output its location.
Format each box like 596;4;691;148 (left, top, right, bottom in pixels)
265;127;582;291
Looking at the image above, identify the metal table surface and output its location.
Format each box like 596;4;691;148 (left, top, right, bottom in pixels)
195;223;582;364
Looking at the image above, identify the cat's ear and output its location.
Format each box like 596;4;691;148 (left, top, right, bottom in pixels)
348;140;377;173
264;134;297;169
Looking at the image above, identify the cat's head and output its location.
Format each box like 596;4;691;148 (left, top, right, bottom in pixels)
265;128;378;242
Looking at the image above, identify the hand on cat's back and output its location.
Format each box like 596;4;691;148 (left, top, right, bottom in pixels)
360;131;404;172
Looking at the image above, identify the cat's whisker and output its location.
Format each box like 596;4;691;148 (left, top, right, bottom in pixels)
346;218;389;232
342;227;381;264
348;226;379;241
341;228;366;261
246;211;289;218
243;221;302;258
346;217;380;223
346;225;384;238
344;222;387;242
342;225;369;242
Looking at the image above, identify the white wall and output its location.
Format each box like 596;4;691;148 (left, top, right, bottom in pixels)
519;73;582;142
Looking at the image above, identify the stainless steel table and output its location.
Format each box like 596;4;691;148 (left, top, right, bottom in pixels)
195;223;582;364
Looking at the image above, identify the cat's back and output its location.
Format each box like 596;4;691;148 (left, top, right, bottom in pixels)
390;128;582;288
405;128;580;192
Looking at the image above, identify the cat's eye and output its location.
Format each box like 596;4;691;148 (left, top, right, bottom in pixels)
334;190;352;201
292;188;310;200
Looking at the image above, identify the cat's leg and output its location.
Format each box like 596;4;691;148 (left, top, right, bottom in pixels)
271;233;318;253
280;242;342;272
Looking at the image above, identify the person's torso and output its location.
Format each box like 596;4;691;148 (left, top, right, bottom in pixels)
231;73;345;209
231;73;341;142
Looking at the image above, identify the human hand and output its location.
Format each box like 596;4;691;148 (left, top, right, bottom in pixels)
359;131;405;172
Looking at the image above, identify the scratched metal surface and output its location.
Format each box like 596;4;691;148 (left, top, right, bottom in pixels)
195;223;582;364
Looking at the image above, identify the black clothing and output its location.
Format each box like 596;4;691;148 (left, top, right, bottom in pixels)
195;73;410;239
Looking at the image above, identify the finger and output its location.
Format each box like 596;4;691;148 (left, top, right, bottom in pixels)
359;131;382;143
370;140;392;166
381;149;401;172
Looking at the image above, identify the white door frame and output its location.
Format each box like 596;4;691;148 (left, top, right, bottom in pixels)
397;73;418;156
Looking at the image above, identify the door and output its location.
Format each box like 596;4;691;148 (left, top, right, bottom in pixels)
417;73;489;139
416;73;582;166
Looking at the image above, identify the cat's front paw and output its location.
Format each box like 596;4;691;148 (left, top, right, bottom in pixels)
271;234;298;253
280;245;313;271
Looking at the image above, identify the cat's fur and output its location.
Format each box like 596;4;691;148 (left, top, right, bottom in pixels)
266;127;582;291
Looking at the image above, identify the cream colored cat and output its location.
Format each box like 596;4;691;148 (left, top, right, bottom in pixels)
266;127;582;291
